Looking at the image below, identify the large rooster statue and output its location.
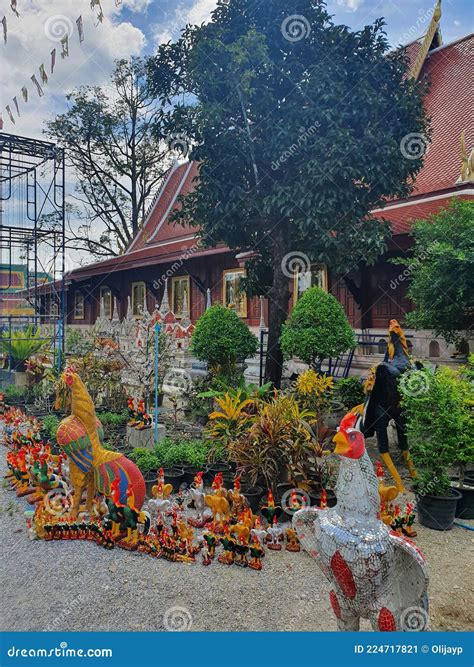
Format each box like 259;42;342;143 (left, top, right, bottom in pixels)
360;319;416;492
56;368;145;517
293;411;429;632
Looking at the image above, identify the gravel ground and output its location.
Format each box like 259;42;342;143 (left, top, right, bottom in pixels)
1;442;473;632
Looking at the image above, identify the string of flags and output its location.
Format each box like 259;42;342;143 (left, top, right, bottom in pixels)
1;0;110;127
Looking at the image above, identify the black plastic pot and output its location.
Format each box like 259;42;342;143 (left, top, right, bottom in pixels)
416;488;461;531
451;478;474;520
309;488;337;508
144;472;157;499
204;462;231;485
276;482;293;503
162;467;184;493
241;485;264;513
182;465;200;487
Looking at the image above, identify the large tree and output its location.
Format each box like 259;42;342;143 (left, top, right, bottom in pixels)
45;57;176;257
394;199;474;348
150;0;430;386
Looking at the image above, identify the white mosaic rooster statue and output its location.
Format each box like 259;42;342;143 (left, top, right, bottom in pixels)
293;411;429;632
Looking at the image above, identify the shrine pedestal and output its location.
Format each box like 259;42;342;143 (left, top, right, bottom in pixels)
127;423;166;449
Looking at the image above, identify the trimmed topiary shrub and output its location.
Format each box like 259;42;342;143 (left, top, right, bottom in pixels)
280;287;356;367
191;305;258;381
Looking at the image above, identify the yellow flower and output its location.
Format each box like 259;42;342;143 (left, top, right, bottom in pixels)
296;370;334;397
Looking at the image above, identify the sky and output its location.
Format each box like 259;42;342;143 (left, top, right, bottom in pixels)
0;0;472;140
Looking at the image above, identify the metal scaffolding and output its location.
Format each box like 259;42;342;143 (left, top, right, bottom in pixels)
0;132;66;374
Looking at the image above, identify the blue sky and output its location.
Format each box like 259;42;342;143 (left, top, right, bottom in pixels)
1;0;472;139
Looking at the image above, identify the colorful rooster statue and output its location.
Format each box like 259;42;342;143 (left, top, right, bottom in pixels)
360;319;417;491
293;410;429;632
56;368;145;517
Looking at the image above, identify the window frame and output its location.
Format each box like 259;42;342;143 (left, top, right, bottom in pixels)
222;268;247;318
171;275;191;318
131;281;146;318
293;264;328;304
100;286;113;319
73;292;85;320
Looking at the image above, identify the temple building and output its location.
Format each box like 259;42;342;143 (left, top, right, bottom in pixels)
37;9;473;372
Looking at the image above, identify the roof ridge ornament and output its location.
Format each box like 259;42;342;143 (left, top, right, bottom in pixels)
457;131;474;183
409;0;442;81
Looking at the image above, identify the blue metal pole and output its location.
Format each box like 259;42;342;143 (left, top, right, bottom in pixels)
154;323;161;444
57;317;62;374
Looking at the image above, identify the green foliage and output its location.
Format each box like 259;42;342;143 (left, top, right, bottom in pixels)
128;448;160;475
394;200;474;346
41;414;60;439
129;439;211;472
150;0;429;384
0;326;46;364
399;365;474;495
191;305;258;379
100;410;129;427
280;288;356;365
65;328;94;356
334;376;365;410
5;385;26;401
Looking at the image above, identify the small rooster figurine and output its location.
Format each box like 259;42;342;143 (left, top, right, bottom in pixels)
56;368;145;517
294;410;429;632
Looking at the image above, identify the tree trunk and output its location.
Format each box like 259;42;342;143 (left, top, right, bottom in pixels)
264;221;291;388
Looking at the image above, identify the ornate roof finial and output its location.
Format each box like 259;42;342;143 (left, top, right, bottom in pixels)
457;131;474;183
409;0;442;81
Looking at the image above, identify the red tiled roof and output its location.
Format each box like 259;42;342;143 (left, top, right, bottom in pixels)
373;191;474;235
413;35;474;195
126;161;200;253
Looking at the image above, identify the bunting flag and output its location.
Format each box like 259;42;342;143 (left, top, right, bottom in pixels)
2;16;6;44
76;15;84;43
39;64;48;84
13;96;20;115
91;0;104;24
6;105;15;124
60;34;69;58
31;74;44;97
10;1;19;17
50;48;56;73
21;86;28;102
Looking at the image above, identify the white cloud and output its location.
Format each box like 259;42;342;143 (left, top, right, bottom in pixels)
122;0;153;12
154;0;217;46
336;0;363;11
0;0;146;138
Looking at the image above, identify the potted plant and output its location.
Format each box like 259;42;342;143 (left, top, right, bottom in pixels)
0;325;46;384
5;384;27;407
128;448;161;498
450;358;474;519
400;366;471;530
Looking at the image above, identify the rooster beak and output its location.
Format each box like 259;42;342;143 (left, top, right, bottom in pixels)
333;431;350;455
